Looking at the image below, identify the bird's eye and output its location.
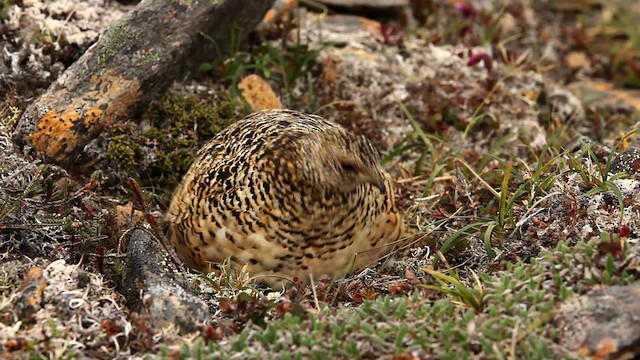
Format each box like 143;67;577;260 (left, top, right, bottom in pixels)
340;162;357;172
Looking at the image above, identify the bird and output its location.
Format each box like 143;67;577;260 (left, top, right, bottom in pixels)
166;109;402;288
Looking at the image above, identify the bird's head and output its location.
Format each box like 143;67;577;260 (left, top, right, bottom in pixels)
293;126;387;195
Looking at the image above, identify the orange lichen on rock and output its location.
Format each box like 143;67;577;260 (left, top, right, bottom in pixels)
579;338;619;360
85;70;142;117
320;55;340;86
84;108;104;127
16;267;47;319
28;109;81;160
259;0;298;29
21;267;46;306
27;108;103;161
22;69;142;164
114;205;144;228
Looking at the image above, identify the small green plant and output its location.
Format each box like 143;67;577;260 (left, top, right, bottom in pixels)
192;257;255;297
200;26;252;91
382;102;445;188
481;163;513;259
202;24;322;103
435;158;514;260
518;145;560;209
565;141;627;222
422;253;486;312
0;166;44;223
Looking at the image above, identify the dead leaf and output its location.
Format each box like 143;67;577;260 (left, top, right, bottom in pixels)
239;74;283;111
114;205;144;228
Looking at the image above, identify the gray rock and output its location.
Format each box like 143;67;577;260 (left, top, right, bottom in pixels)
121;229;210;333
556;281;640;359
316;0;408;7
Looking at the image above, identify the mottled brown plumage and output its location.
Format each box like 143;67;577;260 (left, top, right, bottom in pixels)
167;109;402;287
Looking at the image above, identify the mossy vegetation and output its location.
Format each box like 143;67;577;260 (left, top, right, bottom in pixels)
106;91;248;189
107;133;141;170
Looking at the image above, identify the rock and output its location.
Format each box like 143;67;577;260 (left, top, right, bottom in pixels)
311;0;412;28
15;267;47;320
12;0;274;174
555;281;640;359
258;0;298;33
316;0;408;8
121;229;210;333
567;81;640;114
565;51;590;70
610;147;640;176
301;14;387;48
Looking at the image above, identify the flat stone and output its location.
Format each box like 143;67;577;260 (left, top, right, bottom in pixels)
316;0;409;8
121;229;210;333
556;281;640;359
567;80;640;113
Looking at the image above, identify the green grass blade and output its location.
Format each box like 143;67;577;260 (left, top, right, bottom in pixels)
483;223;498;260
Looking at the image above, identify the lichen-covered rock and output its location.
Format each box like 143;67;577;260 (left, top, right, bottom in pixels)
11;0;274;174
15;267;47;320
556;281;640;359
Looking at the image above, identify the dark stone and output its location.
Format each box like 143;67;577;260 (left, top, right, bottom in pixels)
121;229;209;333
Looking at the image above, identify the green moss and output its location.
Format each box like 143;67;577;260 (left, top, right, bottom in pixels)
107;134;141;171
153;137;198;180
146;93;244;138
105;91;246;189
140;92;247;188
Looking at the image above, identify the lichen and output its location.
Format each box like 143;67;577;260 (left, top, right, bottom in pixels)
135;52;161;65
97;24;135;64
